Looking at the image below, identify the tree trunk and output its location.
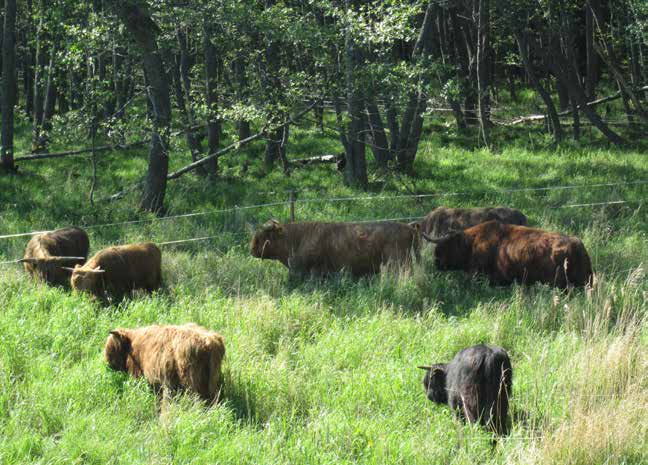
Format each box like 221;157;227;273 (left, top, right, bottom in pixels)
395;1;436;172
365;100;391;166
202;19;220;176
515;31;563;143
32;1;47;152
476;0;491;147
1;0;17;171
585;0;601;100
233;54;251;140
22;0;34;118
343;0;367;188
111;1;171;213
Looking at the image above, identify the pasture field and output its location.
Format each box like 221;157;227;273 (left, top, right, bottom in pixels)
0;118;647;464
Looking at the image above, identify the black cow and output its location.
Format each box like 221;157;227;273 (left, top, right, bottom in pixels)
419;344;512;435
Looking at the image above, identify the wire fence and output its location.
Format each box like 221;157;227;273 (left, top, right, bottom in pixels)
1;179;645;242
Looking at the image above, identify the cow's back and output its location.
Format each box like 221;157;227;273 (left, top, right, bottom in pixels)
469;222;593;287
446;344;512;434
421;207;526;236
90;242;162;293
290;222;417;275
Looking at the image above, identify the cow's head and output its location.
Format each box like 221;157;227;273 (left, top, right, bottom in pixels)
423;232;471;271
66;264;105;294
104;329;131;372
418;364;448;404
250;220;289;260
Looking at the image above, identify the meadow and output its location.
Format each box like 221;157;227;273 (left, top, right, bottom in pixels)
0;114;647;464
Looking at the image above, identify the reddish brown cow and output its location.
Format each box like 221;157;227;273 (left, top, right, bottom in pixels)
105;323;225;404
67;242;161;299
250;220;420;277
20;227;89;286
417;207;527;237
424;220;593;287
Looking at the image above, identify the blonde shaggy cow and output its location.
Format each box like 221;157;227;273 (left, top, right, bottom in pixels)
104;323;226;404
66;242;161;299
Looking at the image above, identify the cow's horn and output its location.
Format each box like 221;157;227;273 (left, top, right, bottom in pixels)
17;258;39;264
417;365;432;370
422;233;449;244
61;267;77;272
49;256;87;264
87;267;106;274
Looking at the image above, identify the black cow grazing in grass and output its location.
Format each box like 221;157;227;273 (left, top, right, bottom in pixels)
417;207;527;237
423;220;593;288
20;227;89;286
419;344;512;435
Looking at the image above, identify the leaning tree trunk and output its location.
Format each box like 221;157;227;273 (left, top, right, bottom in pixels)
585;0;601;100
1;0;17;171
112;1;171;213
515;31;563;143
557;28;624;145
365;99;392;166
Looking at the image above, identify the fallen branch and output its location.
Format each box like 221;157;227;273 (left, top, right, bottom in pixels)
291;154;342;166
14;141;147;162
503;86;648;126
167;102;318;180
105;102;319;201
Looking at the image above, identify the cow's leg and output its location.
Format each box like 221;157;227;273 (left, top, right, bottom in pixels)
287;256;311;280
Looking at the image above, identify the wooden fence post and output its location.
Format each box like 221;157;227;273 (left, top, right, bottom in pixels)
289;190;297;222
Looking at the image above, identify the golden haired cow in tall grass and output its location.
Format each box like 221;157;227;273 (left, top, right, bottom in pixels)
21;227;89;286
104;323;225;404
66;242;161;299
250;220;420;278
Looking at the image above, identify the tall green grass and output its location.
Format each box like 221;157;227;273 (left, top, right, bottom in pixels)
0;119;646;464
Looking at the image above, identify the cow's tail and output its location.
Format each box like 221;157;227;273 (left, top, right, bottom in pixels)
486;349;512;436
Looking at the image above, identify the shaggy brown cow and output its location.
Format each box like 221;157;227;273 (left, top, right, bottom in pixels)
424;220;593;287
66;242;161;299
20;227;89;286
417;207;527;237
105;323;225;403
419;344;512;435
250;220;420;277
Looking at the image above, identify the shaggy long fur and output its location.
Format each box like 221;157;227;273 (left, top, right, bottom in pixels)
70;242;161;298
249;220;420;277
22;227;89;286
426;220;593;288
104;323;225;403
417;207;527;237
421;344;512;435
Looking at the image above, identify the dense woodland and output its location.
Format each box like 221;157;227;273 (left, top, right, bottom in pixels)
0;0;646;210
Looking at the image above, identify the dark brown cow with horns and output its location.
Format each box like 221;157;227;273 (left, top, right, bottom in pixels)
416;206;528;237
250;220;420;277
424;220;593;288
20;227;90;286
